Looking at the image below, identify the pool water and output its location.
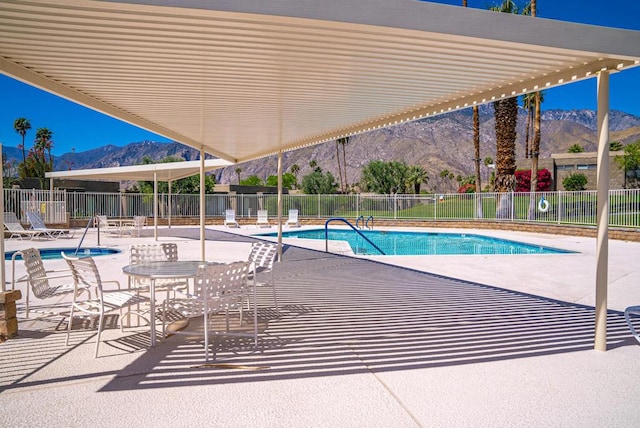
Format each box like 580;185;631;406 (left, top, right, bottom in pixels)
257;229;575;256
5;247;122;261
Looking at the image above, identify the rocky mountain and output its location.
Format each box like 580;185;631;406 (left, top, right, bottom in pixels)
4;108;640;192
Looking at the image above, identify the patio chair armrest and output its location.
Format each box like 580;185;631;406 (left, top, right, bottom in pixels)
101;279;122;290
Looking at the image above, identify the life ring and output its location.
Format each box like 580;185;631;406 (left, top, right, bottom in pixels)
538;197;549;213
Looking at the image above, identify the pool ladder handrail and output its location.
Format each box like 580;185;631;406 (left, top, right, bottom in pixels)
74;216;96;256
355;215;364;229
324;218;385;255
365;215;374;230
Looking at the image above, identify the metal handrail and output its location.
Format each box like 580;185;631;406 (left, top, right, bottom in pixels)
355;215;364;229
324;218;385;255
74;216;96;255
365;215;374;230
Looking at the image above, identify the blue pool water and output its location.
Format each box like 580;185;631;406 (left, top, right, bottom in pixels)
5;247;122;261
257;229;575;256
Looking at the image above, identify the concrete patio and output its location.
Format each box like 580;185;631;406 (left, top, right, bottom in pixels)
1;226;639;427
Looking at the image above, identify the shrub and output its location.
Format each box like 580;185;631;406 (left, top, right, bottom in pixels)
514;168;552;192
457;183;476;193
568;143;585;153
562;173;588;191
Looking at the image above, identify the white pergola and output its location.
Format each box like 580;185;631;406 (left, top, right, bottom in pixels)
2;0;640;350
46;158;233;240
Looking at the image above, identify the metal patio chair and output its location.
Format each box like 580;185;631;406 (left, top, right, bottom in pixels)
62;253;150;358
163;261;257;361
247;241;278;313
224;209;239;228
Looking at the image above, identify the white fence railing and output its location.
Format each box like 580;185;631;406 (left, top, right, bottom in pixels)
3;188;640;229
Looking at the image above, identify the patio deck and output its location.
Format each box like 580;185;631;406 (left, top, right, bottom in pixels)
1;227;639;426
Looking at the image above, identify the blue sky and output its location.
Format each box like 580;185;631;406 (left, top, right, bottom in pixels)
1;0;639;156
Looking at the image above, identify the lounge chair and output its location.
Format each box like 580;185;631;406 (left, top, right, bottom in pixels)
286;209;300;228
25;211;73;239
256;209;271;228
3;212;42;240
224;209;239;228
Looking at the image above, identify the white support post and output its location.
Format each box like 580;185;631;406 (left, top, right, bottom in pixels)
595;70;610;352
0;144;5;292
153;172;158;241
277;151;283;262
200;149;205;262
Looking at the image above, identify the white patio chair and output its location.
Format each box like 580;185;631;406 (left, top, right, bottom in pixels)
4;212;42;240
128;243;190;299
247;241;278;313
95;215;121;236
62;253;151;358
25;211;73;239
624;306;640;344
285;209;300;228
224;209;239;228
256;209;271;228
12;247;88;318
132;215;147;237
163;261;257;361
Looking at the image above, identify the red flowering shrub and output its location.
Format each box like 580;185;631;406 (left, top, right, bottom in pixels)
515;168;552;192
457;183;476;193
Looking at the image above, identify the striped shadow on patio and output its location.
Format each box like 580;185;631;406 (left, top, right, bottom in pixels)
92;230;633;391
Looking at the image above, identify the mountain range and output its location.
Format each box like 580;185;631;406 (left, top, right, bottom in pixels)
4;107;640;192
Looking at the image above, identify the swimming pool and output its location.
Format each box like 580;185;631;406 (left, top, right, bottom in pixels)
5;247;122;261
257;229;575;256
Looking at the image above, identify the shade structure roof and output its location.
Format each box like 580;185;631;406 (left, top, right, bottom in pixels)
2;0;640;166
45;158;233;182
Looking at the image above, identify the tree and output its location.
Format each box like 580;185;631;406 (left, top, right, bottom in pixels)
567;143;585;153
360;160;409;194
610;141;624;151
240;175;263;186
338;136;350;193
489;0;521;198
407;165;429;194
300;167;337;194
235;167;242;184
463;0;482;196
290;164;300;188
18;127;55;189
335;138;343;193
615;140;640;188
266;172;297;190
563;173;588;191
13;117;31;163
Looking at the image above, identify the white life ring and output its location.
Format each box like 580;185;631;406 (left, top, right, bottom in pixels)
538;197;549;213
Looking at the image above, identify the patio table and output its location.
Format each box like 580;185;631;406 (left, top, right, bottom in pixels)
122;260;208;346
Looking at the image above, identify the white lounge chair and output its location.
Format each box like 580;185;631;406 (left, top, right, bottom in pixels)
4;212;42;240
95;215;122;236
256;210;271;228
286;209;300;228
224;209;239;228
25;211;73;239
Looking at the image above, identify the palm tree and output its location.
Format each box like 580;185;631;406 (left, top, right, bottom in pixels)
34;127;54;170
339;136;350;193
13;117;31;163
407;165;429;194
489;1;521;217
522;92;535;158
335;139;344;193
290;163;300;189
463;0;482;215
235;167;242;184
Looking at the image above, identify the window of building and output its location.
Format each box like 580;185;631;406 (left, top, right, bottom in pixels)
556;165;574;170
577;164;596;170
